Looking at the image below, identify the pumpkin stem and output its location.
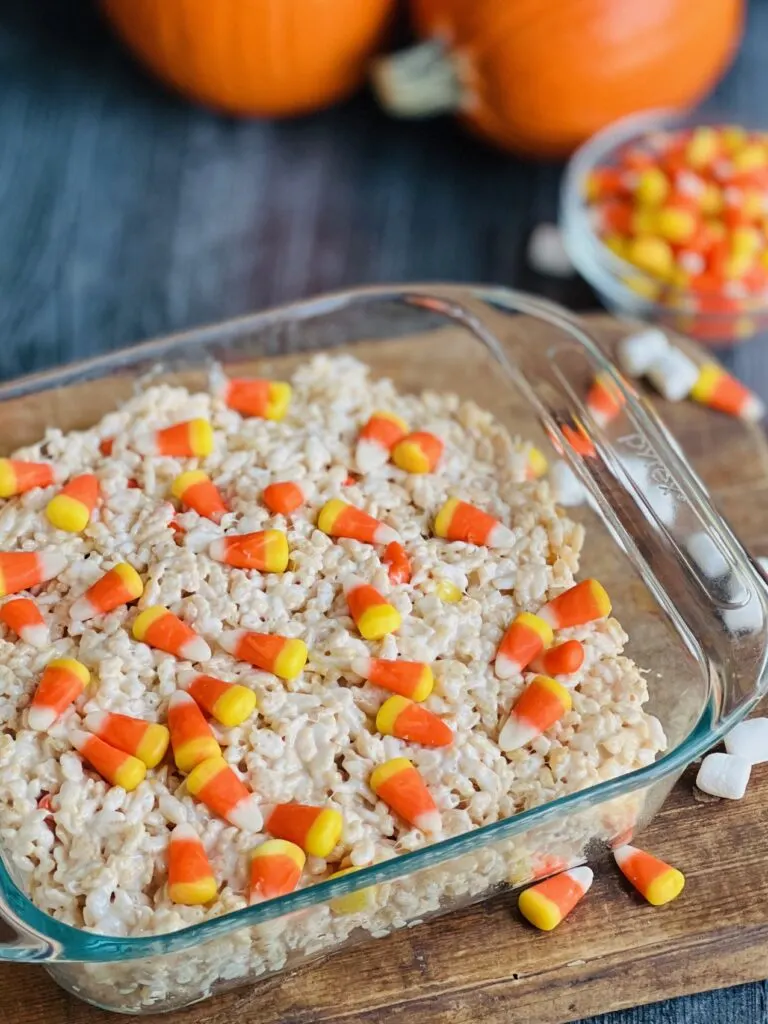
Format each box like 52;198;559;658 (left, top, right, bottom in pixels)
372;40;462;118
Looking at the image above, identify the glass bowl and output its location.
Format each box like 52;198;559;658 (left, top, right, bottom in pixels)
561;108;768;347
0;285;766;1014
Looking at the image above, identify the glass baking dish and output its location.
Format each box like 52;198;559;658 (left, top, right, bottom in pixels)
1;284;766;1015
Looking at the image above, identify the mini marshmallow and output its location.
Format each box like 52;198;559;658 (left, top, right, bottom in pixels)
615;328;669;379
686;531;730;579
646;348;699;402
549;460;587;507
695;752;751;799
526;224;575;278
724;718;768;765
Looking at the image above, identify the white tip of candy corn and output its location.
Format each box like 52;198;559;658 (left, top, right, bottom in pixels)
355;439;389;474
27;706;57;732
170;822;199;843
695;751;751;800
179;636;212;663
414;809;442;836
612;843;636;868
207;538;229;564
69;729;91;752
83;711;108;733
486;523;516;549
176;669;200;691
218;629;245;656
498;715;537;752
228;794;263;832
342;574;366;596
169;690;196;710
70;595;97;621
741;393;766;423
494;653;520;680
20;623;49;648
565;865;594;893
351;657;372;678
372;524;401;546
724;718;768;765
39;552;68;584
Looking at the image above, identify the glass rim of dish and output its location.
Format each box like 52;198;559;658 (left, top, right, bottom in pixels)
560;107;768;332
1;283;766;964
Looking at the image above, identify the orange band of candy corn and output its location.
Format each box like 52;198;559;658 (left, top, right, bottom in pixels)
538;579;611;629
434;498;513;548
70;563;144;620
185;756;262;831
168;691;221;773
391;431;443;474
498;675;572;752
0;597;48;647
352;657;433;702
495;612;554;679
178;671;257;728
0;459;56;498
529;639;585;676
168;823;217;905
344;577;401;640
376;695;453;747
46;474;100;533
224;378;292;420
84;710;170;768
0;550;67;598
262;481;306;516
382;542;412;585
265;803;343;858
172;471;228;522
249;839;305;902
132;606;211;662
28;657;90;732
317;499;399;546
219;630;308;681
369;757;441;834
71;730;146;791
208;530;289;572
359;411;408;449
518;866;593;931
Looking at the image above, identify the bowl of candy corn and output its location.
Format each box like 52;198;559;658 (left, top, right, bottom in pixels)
561;108;768;346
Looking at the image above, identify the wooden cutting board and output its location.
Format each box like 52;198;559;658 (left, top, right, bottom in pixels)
3;316;768;1024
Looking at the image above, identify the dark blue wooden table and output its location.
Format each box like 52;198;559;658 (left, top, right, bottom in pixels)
2;1;768;1021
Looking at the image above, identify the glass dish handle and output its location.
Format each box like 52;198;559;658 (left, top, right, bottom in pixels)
0;898;57;961
406;285;768;726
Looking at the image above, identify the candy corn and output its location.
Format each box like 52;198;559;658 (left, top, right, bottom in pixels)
132;606;211;662
586;373;625;428
328;866;377;914
84;710;170;768
690;362;765;421
208;530;289;572
613;844;685;906
391;431;443;474
167;823;217;905
433;498;514;548
518;866;594;931
0;597;48;647
351;656;433;702
436;579;462;603
529;639;585;676
248;839;305;903
0;459;56;498
370;758;441;834
45;474;100;533
221;378;292;420
317;499;399;546
171;471;228;522
143;419;214;458
219;630;308;681
344;576;401;641
526;446;549;480
177;670;257;728
28;658;90;731
382;541;411;585
0;551;66;598
70;563;144;620
265;803;343;858
538;580;612;630
186;756;262;831
262;481;306;516
498;675;572;752
376;695;453;747
168;691;222;772
355;411;408;472
495;612;554;679
562;424;596;458
70;729;147;791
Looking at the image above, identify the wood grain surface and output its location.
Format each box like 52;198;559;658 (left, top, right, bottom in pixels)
2;317;768;1024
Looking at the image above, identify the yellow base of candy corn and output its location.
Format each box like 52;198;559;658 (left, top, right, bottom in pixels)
113;757;147;792
305;808;344;858
266;382;292;421
188;419;214;457
273;639;309;681
518;889;562;931
174;736;222;774
212;686;257;728
392;441;431;473
328;867;377;914
169;877;218;906
46;494;90;533
135;724;171;768
645;868;686;906
0;461;17;498
527;446;548;479
357;604;402;640
433;498;460;539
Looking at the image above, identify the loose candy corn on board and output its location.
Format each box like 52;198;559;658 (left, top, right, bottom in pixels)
2;318;768;1024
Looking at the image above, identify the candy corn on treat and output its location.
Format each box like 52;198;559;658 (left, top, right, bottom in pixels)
0;353;664;1007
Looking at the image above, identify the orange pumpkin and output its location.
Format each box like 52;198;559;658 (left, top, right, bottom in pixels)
374;0;744;157
102;0;396;117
